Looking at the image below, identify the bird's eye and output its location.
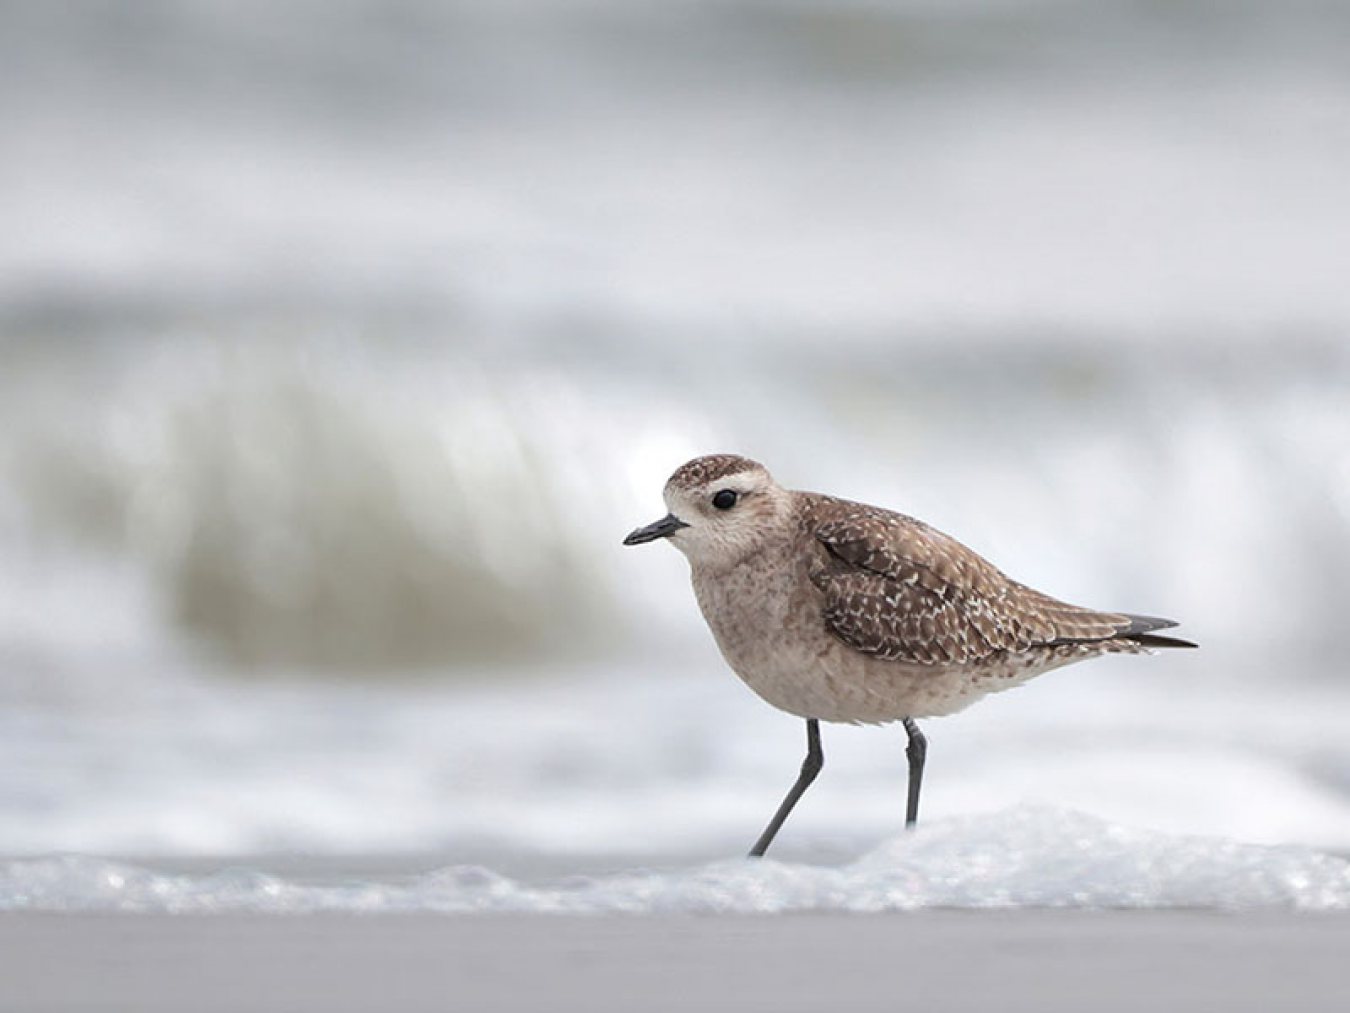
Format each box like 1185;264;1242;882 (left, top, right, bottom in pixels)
712;489;738;510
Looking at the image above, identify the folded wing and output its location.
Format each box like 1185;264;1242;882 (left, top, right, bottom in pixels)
806;497;1173;665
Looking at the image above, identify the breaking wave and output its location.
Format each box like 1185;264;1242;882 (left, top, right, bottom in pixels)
0;337;715;676
2;332;1349;680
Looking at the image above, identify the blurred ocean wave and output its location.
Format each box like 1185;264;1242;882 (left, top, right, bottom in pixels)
0;336;723;677
2;331;1347;680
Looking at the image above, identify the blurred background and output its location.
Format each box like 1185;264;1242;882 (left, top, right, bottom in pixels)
2;0;1348;869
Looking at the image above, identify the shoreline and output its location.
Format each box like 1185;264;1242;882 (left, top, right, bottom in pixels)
4;910;1348;1013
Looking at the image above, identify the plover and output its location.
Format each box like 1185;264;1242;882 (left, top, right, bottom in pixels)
624;454;1195;857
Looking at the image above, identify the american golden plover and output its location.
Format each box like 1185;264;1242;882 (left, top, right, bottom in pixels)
624;454;1195;857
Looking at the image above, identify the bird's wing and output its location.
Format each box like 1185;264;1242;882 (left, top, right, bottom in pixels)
807;497;1130;665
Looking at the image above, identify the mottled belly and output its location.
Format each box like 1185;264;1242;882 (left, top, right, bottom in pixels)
707;606;997;724
691;558;1089;724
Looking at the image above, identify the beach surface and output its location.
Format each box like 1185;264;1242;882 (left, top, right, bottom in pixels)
3;910;1348;1013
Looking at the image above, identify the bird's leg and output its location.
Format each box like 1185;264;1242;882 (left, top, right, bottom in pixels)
748;718;823;858
902;717;927;829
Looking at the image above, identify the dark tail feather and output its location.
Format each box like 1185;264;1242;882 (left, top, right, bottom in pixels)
1118;614;1197;649
1128;632;1198;649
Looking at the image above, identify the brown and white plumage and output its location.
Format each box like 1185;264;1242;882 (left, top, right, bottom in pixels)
806;494;1187;668
624;453;1194;853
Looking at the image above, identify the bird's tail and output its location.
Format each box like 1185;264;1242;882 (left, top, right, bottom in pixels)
1118;614;1198;649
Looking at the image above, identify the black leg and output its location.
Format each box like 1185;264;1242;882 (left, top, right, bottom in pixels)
902;717;926;829
748;719;823;858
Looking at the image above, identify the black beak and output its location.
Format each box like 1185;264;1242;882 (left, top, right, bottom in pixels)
623;513;689;546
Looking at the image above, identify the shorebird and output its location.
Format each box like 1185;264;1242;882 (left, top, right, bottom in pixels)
624;454;1195;857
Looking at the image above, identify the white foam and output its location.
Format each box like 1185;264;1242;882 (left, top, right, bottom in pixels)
3;809;1346;915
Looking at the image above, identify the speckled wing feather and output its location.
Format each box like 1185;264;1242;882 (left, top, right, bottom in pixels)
805;496;1132;665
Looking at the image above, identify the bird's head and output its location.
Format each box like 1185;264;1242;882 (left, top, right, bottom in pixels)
624;454;791;570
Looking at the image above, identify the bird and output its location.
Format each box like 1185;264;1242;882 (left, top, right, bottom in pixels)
623;453;1195;858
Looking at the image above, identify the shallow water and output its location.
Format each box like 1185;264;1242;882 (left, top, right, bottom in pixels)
2;662;1349;863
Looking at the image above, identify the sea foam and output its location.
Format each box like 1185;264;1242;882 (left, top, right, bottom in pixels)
4;809;1347;915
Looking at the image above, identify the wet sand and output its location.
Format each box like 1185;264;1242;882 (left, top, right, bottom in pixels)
3;910;1347;1013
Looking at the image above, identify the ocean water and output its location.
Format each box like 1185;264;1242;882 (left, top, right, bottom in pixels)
3;652;1349;860
2;0;1349;903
